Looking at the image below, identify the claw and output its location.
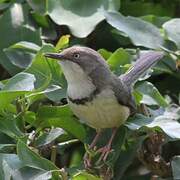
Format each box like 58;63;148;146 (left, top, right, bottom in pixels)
83;131;102;168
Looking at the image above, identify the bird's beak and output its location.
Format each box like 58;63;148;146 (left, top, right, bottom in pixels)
44;52;65;60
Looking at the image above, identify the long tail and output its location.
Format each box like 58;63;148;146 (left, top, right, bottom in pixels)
120;51;164;86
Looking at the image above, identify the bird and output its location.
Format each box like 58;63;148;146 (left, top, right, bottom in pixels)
44;46;164;167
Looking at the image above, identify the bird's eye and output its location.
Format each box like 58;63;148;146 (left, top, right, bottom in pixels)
73;53;80;59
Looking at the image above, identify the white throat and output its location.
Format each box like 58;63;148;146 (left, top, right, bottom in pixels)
59;61;96;99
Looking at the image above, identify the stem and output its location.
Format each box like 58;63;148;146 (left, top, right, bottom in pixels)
51;145;57;164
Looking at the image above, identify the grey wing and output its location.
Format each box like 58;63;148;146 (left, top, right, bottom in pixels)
111;75;136;114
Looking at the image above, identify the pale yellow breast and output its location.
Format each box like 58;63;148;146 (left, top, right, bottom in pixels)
68;89;130;129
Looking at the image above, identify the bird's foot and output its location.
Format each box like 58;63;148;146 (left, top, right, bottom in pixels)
84;144;100;168
97;145;113;164
83;131;102;169
83;152;91;169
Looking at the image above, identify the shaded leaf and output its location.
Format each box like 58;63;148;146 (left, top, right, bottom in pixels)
35;128;65;147
27;0;47;14
0;115;24;138
37;106;86;142
17;140;58;170
114;136;144;179
0;3;41;74
172;156;180;179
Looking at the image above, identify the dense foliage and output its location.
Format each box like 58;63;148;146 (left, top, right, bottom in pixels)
0;0;180;179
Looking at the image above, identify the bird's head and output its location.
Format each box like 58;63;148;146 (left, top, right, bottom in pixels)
44;46;111;84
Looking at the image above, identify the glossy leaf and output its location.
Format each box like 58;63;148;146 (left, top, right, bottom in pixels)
104;11;164;49
0;154;23;180
4;41;41;69
12;167;52;180
135;81;168;107
126;106;180;139
163;19;180;48
3;72;36;91
47;0;120;38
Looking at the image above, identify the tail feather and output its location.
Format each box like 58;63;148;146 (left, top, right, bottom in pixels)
120;51;164;86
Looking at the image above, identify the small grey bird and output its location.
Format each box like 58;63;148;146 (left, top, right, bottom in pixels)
45;46;164;166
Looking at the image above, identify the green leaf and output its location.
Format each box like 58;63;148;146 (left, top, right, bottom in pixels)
141;15;171;28
135;81;168;107
107;48;131;74
37;106;86;142
31;12;50;28
6;41;40;53
0;72;36;109
126;106;180;139
47;0;120;38
163;19;180;49
25;45;64;91
114;136;144;179
0;91;28;110
0;144;15;153
27;0;47;14
12;167;52;180
0;115;24;138
98;49;112;60
73;171;102;180
172;156;180;179
0;153;23;180
4;41;40;69
120;1;175;17
0;2;11;11
3;72;36;91
0;72;35;109
17;140;58;170
0;3;41;74
55;35;70;51
35;128;65;147
104;11;164;49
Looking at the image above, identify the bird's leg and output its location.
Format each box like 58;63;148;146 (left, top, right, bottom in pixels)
97;128;118;164
84;130;102;168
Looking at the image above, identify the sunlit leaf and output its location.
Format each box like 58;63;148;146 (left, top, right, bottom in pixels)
55;35;70;51
126;106;180;139
163;19;180;49
47;0;120;38
104;11;164;49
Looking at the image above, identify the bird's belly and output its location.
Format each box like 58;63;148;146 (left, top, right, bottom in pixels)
68;90;130;129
